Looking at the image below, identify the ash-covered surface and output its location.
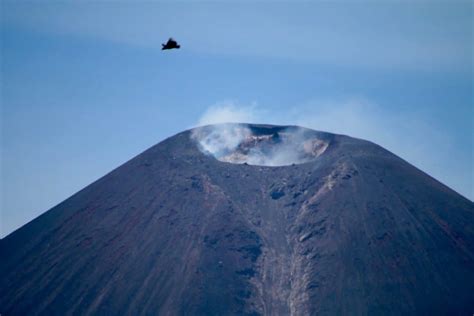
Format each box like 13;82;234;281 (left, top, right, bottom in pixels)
1;123;473;315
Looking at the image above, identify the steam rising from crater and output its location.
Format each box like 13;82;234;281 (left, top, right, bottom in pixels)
191;124;329;166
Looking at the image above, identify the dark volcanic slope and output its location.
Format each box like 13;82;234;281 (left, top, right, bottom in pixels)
1;124;473;315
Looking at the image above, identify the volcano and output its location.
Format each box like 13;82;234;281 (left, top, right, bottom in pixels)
1;124;473;315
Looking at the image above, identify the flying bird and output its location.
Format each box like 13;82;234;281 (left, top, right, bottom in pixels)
162;38;180;50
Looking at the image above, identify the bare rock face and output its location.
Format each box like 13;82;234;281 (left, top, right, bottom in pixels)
1;123;473;315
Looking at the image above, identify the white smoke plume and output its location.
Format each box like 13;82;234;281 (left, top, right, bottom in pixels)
192;124;327;167
191;103;329;166
192;124;251;159
196;101;260;126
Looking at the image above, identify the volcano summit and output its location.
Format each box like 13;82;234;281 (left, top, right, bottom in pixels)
1;124;473;315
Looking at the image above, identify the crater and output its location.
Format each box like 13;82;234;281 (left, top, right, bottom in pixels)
191;124;330;166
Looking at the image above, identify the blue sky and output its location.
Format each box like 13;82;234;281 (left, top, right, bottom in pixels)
1;1;472;237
